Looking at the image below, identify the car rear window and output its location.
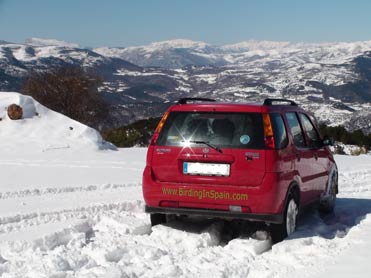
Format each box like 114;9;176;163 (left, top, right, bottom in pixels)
157;112;265;149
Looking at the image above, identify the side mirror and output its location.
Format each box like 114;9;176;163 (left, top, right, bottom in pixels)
322;135;334;146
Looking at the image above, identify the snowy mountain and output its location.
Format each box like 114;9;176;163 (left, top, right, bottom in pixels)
95;39;371;133
94;39;371;68
24;38;80;48
95;39;226;68
0;38;370;133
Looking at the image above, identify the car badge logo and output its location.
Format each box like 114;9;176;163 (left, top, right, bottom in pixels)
203;148;210;153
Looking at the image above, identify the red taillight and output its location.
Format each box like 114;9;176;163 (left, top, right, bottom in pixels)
263;113;275;149
150;111;170;145
155;111;170;133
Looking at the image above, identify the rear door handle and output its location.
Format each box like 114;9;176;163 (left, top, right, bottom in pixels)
314;153;318;160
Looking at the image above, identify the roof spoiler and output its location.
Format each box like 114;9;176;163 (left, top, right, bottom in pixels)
178;98;216;104
263;98;297;106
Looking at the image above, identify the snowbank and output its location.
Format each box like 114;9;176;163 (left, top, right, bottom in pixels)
0;92;115;154
330;143;370;156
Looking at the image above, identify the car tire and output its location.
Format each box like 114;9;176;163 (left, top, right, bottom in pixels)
319;171;337;214
271;193;299;243
150;213;167;226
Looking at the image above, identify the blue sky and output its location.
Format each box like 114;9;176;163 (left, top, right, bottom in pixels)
1;0;371;47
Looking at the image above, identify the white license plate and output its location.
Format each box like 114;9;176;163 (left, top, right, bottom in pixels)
183;162;230;176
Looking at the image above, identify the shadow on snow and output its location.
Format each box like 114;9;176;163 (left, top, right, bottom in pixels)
293;197;371;240
160;197;371;244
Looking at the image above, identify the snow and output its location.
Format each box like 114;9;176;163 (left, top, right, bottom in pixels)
25;38;79;48
114;69;168;77
0;92;113;154
99;38;371;66
94;39;209;57
316;214;371;277
222;40;292;52
10;46;31;61
92;46;126;59
1;92;371;277
145;39;209;50
0;42;102;68
95;38;371;66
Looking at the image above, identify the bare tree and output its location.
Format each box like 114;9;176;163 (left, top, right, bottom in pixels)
22;67;108;129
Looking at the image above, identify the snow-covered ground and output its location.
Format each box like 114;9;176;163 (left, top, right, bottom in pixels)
1;92;371;277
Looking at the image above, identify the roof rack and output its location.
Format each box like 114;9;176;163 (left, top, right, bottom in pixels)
263;98;297;106
178;98;216;104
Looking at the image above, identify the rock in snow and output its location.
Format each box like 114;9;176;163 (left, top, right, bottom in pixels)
6;103;23;120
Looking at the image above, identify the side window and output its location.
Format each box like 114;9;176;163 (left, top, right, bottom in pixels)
299;113;321;148
270;113;288;149
285;112;306;148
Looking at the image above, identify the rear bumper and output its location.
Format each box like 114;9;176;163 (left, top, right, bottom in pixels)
145;205;283;224
143;165;289;217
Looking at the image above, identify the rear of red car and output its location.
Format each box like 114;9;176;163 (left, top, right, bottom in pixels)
142;99;289;224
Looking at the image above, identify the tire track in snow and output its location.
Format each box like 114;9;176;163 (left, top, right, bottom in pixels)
0;214;272;278
2;198;371;278
0;183;141;199
0;179;144;239
0;159;142;167
0;200;144;233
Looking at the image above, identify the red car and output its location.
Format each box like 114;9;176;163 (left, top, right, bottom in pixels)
142;98;338;241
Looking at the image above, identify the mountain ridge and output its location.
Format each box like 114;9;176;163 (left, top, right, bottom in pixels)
0;38;370;133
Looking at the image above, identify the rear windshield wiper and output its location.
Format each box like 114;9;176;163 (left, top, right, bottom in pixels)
190;140;222;153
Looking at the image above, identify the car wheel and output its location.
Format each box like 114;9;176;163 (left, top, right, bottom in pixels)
271;194;299;243
319;171;337;213
150;213;167;226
